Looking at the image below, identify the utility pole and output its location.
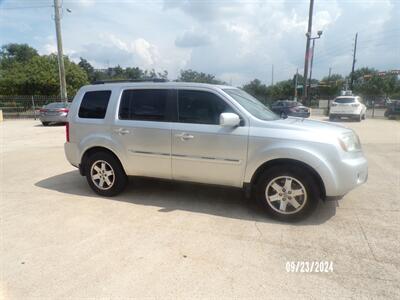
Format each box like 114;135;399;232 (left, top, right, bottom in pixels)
271;64;274;86
302;0;314;104
294;68;299;100
308;38;316;104
53;0;67;101
350;32;358;91
327;67;332;115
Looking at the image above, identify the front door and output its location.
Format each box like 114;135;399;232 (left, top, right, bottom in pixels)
113;88;175;179
172;89;248;187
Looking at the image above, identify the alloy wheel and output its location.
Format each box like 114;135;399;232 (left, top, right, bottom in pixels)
265;176;307;215
90;160;115;190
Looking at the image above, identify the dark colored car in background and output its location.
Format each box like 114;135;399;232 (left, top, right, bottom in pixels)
384;99;400;119
39;102;70;126
270;100;311;118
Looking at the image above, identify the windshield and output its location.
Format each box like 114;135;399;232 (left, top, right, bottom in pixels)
223;88;279;121
335;97;355;104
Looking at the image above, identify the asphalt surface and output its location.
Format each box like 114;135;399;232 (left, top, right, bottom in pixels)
1;117;399;299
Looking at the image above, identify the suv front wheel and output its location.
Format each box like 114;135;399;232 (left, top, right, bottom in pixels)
85;151;127;196
255;165;319;222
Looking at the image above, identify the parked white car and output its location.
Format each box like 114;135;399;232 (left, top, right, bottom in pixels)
329;96;367;121
64;81;368;222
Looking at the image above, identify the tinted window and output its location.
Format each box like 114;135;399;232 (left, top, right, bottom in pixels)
78;91;111;119
178;90;233;124
335;97;356;104
119;89;170;121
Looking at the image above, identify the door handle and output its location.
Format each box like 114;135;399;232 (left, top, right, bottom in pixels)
175;133;194;141
114;128;130;135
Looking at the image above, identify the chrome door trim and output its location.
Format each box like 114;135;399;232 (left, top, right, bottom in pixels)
171;154;241;165
128;150;170;157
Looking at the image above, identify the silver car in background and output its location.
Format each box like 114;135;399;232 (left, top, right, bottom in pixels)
64;81;368;222
39;102;70;126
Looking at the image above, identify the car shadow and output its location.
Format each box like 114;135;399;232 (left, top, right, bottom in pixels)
34;123;66;127
35;170;337;225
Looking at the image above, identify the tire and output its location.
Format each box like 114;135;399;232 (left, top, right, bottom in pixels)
84;151;127;196
280;112;287;119
42;122;50;126
356;114;362;122
255;165;320;222
362;114;366;120
329;115;335;121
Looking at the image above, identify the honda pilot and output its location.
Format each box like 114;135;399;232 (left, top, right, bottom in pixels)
64;81;368;221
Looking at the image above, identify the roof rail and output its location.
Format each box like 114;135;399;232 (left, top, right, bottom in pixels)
93;78;168;84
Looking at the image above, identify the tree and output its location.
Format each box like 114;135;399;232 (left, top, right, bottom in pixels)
177;69;224;84
242;79;269;103
78;58;95;82
0;51;88;95
0;43;38;63
319;74;344;99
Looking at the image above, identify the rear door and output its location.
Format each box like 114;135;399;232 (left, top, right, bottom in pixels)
171;89;249;187
113;88;175;179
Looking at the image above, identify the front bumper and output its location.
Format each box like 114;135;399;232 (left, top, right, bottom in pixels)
325;154;368;198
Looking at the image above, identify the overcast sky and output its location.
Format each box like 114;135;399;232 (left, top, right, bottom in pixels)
0;0;399;85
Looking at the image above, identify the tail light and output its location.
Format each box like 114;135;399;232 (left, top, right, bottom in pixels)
331;103;337;107
289;107;300;112
57;108;69;113
351;103;360;107
66;122;70;142
39;109;47;113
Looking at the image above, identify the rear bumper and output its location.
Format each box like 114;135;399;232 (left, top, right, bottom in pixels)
64;142;80;167
39;114;68;123
289;112;310;118
329;113;360;118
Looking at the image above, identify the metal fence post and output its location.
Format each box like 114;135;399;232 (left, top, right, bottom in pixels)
31;96;36;120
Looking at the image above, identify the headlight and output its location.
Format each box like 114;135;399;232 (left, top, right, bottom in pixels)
339;132;361;152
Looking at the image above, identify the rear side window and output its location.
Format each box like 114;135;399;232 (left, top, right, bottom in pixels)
119;89;172;121
178;90;233;125
78;90;111;119
335;97;355;104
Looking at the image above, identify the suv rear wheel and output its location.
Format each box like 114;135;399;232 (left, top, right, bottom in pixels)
255;165;319;222
85;151;127;196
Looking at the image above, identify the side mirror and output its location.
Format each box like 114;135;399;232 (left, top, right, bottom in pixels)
220;113;240;127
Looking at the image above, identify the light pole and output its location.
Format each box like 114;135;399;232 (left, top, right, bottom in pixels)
307;30;323;105
302;0;314;104
53;0;67;101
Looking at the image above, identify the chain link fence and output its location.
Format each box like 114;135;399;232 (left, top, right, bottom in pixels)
0;95;73;119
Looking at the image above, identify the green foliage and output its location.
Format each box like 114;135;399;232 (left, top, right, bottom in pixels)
351;68;400;101
177;69;224;84
319;74;344;99
78;58;168;83
0;51;88;96
243;78;296;105
0;43;38;63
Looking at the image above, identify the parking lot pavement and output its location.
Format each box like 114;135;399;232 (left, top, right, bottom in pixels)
1;118;399;299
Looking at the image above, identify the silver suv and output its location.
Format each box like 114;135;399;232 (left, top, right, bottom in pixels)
64;81;368;221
